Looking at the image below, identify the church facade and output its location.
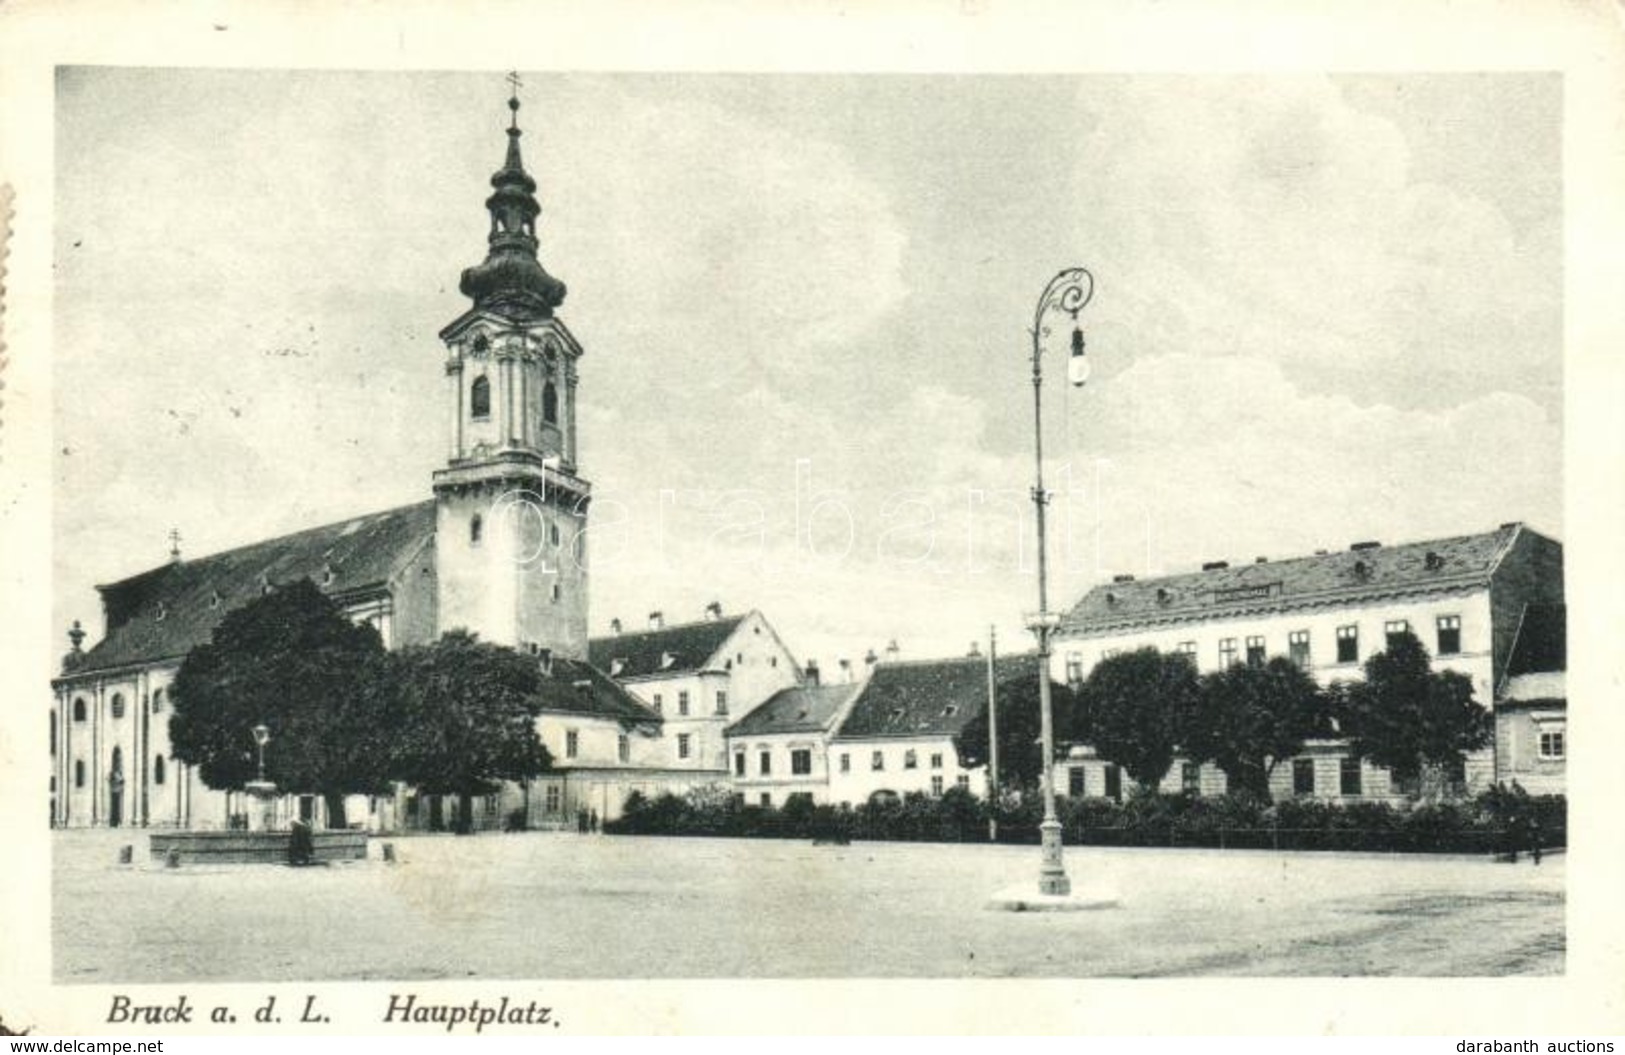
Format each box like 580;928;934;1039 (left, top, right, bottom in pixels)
49;93;723;830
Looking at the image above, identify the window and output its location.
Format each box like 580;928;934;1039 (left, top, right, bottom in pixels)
1384;620;1411;649
154;755;166;785
550;583;562;604
549;521;561;547
73;697;86;722
1104;765;1122;803
758;749;770;775
903;749;918;770
791;749;812;776
955;774;971;789
1245;636;1266;668
563;730;581;759
111;694;125;719
50;714;56;756
677;691;690;716
1065;652;1084;683
1340;757;1362;795
470;375;491;419
151;688;165;714
544;785;561;813
617;734;629;764
871;750;885;772
1288;630;1311;669
930;776;944;797
715;691;728;716
1539;729;1565;760
542;381;558;425
1336;625;1359;664
1182;762;1201;795
1218;638;1238;669
75;760;85;788
652;693;663;714
1437;615;1462;656
1176;641;1197;659
678;734;692;760
734;752;746;777
930;752;943;770
470;514;483;546
760;793;772;808
1293;758;1316;796
839;753;851;773
1102;647;1121;660
1068;767;1085;797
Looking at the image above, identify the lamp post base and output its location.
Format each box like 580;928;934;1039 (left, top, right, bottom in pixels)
1038;817;1070;896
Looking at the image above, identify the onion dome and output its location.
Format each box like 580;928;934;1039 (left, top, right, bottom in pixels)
457;93;567;319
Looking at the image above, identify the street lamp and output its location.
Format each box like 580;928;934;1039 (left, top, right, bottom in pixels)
1026;266;1093;898
252;723;271;783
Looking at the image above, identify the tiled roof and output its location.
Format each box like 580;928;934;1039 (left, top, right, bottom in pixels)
832;653;1041;741
1507;603;1566;676
534;658;663;726
587;615;744;680
1061;524;1530;637
724;684;858;738
63;502;436;678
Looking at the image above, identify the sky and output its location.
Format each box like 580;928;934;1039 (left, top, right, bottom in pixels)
52;68;1563;673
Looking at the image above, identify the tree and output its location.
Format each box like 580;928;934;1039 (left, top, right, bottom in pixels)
953;674;1078;794
1188;657;1331;802
388;630;553;833
1333;630;1493;799
1075;648;1200;792
169;579;394;828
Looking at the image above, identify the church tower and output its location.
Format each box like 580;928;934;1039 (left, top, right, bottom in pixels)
432;88;591;659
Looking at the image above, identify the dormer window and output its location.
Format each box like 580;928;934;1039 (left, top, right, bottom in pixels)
209;590;221;609
1425;551;1445;571
470;375;491;420
321;563;336;586
941;704;958;718
1157;587;1172;605
155;602;167;622
1353;559;1371;580
660;651;677;670
610;658;625;677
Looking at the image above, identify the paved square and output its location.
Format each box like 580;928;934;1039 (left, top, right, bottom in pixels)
54;830;1562;982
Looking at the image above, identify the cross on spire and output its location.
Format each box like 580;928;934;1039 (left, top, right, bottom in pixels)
506;70;523;129
168;528;182;561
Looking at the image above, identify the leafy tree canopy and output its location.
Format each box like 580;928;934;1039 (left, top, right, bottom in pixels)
1076;647;1201;791
1189;657;1332;801
389;630;553;831
1334;630;1492;788
169;579;394;816
953;672;1078;792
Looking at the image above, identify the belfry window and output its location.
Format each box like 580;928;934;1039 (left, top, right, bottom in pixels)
73;697;86;722
543;381;559;425
111;694;126;720
470;375;491;420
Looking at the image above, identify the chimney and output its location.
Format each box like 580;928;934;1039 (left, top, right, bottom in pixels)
1350;540;1382;552
885;639;900;662
609;617;622;635
537;647;553;676
1254;556;1268;564
648;610;664;630
1112;573;1135;583
865;648;879;667
1202;561;1229;571
805;659;821;687
967;641;981;658
839;658;853;682
704;600;723;621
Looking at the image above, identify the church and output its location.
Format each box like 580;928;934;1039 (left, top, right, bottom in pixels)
49;91;797;831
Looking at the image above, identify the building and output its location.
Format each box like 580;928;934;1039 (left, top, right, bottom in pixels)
589;606;804;774
723;666;859;807
825;652;1040;806
50;91;696;829
1053;523;1566;800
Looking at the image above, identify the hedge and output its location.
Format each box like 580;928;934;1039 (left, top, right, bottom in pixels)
605;783;1565;856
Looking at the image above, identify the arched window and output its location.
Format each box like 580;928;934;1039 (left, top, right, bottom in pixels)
542;381;558;425
470;514;483;546
75;760;85;788
470;375;491;420
151;688;164;714
111;694;126;720
72;697;86;722
154;755;167;786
